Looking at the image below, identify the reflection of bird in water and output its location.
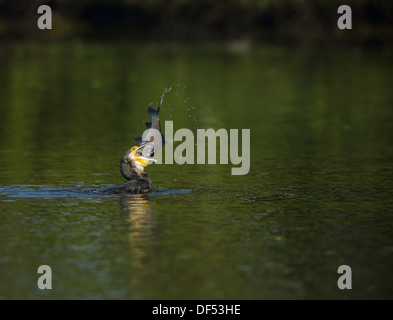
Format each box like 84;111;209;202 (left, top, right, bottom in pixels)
120;194;152;225
102;91;168;195
120;195;154;270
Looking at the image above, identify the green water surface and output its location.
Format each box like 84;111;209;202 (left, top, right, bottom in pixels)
0;42;392;299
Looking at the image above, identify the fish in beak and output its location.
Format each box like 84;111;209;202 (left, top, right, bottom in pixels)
131;143;158;167
133;89;169;160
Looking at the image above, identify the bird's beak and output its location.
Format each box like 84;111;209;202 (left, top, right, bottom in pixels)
133;143;157;167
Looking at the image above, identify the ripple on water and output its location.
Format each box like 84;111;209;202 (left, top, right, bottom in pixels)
0;185;191;199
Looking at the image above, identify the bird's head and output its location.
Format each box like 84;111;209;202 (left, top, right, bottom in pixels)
131;144;157;167
120;143;156;179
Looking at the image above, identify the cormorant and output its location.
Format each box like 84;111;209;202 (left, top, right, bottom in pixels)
102;144;156;194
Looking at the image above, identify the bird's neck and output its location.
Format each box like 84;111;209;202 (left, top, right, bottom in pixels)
120;156;149;180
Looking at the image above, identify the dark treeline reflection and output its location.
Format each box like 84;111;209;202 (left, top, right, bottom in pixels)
0;0;392;45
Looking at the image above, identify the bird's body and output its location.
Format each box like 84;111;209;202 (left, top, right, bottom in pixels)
102;176;151;195
102;147;152;195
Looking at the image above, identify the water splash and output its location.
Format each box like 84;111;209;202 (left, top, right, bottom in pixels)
158;86;172;109
152;84;199;131
171;84;199;128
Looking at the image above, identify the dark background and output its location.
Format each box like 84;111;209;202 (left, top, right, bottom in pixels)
0;0;392;46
